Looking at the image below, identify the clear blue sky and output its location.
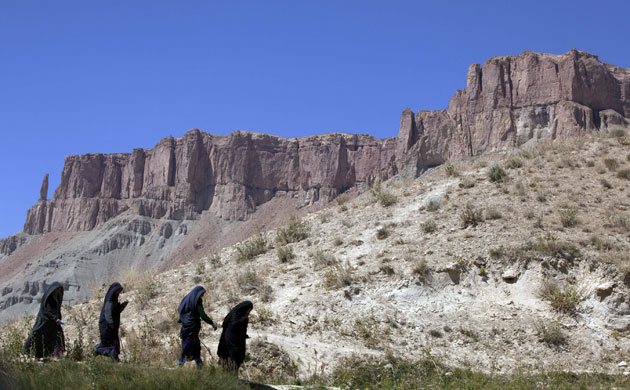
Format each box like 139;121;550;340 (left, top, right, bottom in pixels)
1;0;629;238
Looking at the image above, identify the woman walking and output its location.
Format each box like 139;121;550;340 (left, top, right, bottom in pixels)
177;286;217;366
217;301;253;373
94;282;128;361
24;282;65;359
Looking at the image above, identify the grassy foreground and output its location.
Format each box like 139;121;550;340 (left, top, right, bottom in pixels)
2;354;628;390
0;358;248;390
325;355;630;390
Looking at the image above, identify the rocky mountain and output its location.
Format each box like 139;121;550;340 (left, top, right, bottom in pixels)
1;49;629;320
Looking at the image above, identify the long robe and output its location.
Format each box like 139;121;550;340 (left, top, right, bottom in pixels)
96;282;125;359
177;286;207;362
217;300;253;369
24;282;65;358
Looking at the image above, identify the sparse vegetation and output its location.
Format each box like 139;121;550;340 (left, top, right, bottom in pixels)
276;245;295;263
311;249;338;269
536;321;568;347
460;203;484;228
484;206;503;220
445;162;458;176
600;178;613;189
604;158;619;171
324;262;353;289
425;198;441;212
275;216;309;246
421;219;437;233
371;183;398;207
235;233;267;262
558;207;578;227
505;157;523;169
618;169;630;180
488;164;507;182
539;279;584;314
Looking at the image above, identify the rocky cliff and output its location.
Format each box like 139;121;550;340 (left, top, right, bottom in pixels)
396;49;630;175
1;49;629;320
23;132;399;235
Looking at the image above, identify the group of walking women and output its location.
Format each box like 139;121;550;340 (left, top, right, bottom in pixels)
24;282;253;372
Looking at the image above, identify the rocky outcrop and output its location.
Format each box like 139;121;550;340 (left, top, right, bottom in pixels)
22;50;630;236
398;49;630;175
39;174;48;201
24;132;398;234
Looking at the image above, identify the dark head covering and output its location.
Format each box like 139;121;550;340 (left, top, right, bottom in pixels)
178;286;206;339
33;282;64;332
98;282;125;344
103;282;123;303
217;300;253;366
24;281;64;356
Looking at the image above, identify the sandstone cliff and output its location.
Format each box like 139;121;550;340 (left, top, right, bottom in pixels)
1;49;629;319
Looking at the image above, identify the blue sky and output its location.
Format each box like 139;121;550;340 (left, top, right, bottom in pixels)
1;0;629;238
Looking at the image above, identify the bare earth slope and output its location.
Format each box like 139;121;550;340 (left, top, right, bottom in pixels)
1;49;629;322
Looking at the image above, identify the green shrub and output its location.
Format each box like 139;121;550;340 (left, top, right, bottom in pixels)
421;220;437;233
276;216;309;245
425;198;441;212
311;249;338;269
604;158;619;171
536;321;567;347
610;129;627;138
276;245;295;263
488;164;507;182
539;280;584;313
617;169;630;180
324;262;353;289
445;162;458;176
460;203;484;228
505;157;523;169
600;179;613;189
558;207;578;227
371;183;398;207
235;233;267;262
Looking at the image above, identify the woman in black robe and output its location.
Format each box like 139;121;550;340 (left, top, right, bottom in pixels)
177;286;217;366
24;282;65;358
217;300;253;372
94;282;127;361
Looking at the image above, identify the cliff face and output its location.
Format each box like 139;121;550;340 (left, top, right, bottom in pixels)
24;132;398;234
396;49;630;174
2;49;629;320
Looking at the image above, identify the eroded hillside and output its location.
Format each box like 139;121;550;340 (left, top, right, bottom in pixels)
3;133;630;382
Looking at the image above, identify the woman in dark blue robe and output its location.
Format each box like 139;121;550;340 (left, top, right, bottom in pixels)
94;282;127;361
177;286;217;366
217;300;253;372
24;282;65;358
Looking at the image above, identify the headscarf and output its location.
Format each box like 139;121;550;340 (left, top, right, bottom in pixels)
103;282;123;303
178;286;206;319
32;281;64;332
217;300;253;364
177;286;206;339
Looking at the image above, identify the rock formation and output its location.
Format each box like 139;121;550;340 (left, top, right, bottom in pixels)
39;174;48;201
1;49;629;319
397;49;630;175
